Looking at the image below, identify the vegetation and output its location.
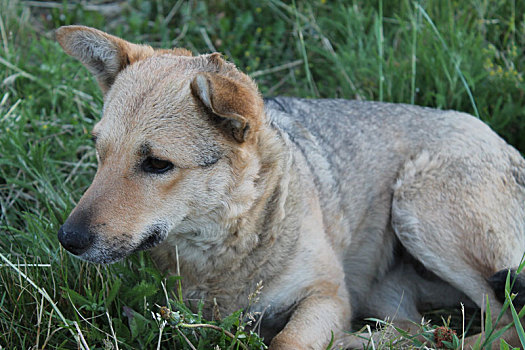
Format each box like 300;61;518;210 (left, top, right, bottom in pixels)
1;0;525;348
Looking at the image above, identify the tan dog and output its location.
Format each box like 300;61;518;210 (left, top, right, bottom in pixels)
56;25;525;349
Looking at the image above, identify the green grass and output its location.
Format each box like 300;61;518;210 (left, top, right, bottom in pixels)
1;0;525;348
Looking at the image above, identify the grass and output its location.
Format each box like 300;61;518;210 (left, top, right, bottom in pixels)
1;0;525;348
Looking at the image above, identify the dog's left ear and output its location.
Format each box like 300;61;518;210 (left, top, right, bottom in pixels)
191;73;263;143
56;26;155;93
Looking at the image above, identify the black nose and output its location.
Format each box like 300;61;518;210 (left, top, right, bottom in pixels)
58;225;94;255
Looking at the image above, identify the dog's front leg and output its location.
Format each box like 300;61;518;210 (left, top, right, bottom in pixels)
269;282;351;350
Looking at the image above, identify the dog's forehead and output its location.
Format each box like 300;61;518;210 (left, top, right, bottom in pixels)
98;56;212;130
93;55;224;166
102;55;198;123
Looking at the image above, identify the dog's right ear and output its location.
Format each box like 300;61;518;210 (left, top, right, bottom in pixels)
191;72;264;143
56;26;155;94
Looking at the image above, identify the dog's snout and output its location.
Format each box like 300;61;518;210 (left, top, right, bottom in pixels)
58;224;94;255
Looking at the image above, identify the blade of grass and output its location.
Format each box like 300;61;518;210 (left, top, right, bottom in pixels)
291;0;318;97
376;0;384;101
485;294;492;335
410;0;421;105
0;251;85;349
506;289;525;348
415;3;480;118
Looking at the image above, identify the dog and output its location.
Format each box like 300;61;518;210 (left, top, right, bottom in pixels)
56;25;525;349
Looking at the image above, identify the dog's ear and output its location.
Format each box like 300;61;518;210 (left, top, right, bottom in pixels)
56;25;154;93
56;26;191;94
191;73;263;143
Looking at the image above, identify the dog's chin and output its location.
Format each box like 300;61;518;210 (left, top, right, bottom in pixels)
77;249;128;264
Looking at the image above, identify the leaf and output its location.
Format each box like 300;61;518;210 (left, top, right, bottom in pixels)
485;323;514;345
440;340;453;348
139;266;163;282
505;289;525;348
220;310;242;331
123;306;153;340
105;278;121;308
486;294;493;332
324;331;334;350
112;317;131;340
62;287;91;309
123;281;159;307
516;252;525;274
467;332;483;350
452;334;460;348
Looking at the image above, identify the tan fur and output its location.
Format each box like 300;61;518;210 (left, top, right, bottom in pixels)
56;26;525;349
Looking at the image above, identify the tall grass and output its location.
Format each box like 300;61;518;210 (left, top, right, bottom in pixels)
1;0;524;348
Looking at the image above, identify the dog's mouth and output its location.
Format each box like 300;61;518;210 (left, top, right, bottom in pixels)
73;223;169;264
133;224;169;252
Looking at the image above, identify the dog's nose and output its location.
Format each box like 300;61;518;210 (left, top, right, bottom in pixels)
58;225;94;255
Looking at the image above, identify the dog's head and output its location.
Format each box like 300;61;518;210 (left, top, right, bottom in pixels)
56;26;267;263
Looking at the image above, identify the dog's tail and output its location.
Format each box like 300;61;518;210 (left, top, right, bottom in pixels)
488;269;525;309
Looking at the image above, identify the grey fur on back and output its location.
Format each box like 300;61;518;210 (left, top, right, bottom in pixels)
265;96;522;228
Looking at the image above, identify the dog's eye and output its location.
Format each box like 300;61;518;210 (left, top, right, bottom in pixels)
142;157;174;174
